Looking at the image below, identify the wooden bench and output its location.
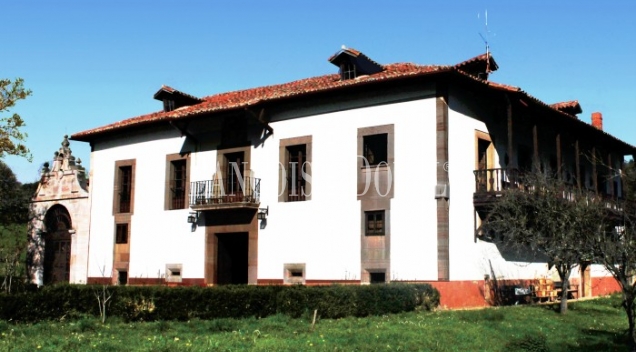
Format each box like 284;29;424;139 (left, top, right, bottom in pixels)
554;282;579;300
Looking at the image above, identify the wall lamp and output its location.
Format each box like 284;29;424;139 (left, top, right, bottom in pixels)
187;212;198;224
257;206;269;220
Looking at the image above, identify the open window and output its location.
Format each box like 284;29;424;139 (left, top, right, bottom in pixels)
363;134;388;166
284;263;306;285
115;223;129;244
367;270;387;284
117;270;128;285
166;264;183;283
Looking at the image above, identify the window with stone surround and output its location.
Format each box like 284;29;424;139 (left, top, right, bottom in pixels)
165;154;190;210
363;134;388;166
284;263;305;285
279;136;312;202
115;223;129;244
365;210;385;236
166;264;183;283
113;159;135;214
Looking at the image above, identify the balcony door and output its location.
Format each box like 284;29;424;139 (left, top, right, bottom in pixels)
224;152;245;202
475;131;495;191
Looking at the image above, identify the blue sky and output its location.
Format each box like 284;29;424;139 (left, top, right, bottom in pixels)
2;1;635;182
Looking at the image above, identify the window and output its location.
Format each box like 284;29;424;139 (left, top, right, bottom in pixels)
369;272;386;284
340;62;357;80
119;166;132;213
170;159;187;209
163;99;175;112
284;263;306;285
165;154;190;210
115;223;129;244
279;136;312;202
365;211;385;236
363;134;388;166
117;270;128;285
166;264;183;283
287;144;307;202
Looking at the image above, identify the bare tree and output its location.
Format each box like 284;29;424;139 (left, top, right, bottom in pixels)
93;265;113;324
587;163;636;351
483;169;602;314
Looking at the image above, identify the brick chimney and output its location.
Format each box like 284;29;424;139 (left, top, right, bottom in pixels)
591;112;603;130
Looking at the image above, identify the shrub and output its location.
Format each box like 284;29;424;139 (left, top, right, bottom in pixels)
0;283;439;323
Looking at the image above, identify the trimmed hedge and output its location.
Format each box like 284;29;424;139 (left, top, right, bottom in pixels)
0;283;439;323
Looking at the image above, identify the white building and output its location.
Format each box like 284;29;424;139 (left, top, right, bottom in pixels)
31;48;636;308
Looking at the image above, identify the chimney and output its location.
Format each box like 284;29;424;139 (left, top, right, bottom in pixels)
591;112;603;130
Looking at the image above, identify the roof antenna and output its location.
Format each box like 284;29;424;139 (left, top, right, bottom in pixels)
478;9;493;73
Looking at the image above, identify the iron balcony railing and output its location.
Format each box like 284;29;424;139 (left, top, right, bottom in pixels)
190;176;260;206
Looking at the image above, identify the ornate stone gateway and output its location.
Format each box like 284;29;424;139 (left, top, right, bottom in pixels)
29;136;90;286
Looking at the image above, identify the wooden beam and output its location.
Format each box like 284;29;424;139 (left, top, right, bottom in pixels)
506;96;514;168
575;140;581;190
436;82;450;281
533;124;539;171
608;153;614;197
592;147;598;194
556;133;562;179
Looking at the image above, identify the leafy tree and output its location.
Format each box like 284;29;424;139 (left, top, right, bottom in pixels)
0;160;36;293
484;169;602;314
1;78;32;161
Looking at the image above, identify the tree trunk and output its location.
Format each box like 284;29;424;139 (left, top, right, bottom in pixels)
559;279;569;314
556;265;571;314
625;293;636;352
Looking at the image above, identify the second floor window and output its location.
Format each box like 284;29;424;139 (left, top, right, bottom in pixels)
363;134;388;166
119;166;132;213
170;159;187;209
287;144;307;201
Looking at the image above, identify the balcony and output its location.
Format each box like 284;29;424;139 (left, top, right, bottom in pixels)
190;176;260;211
473;168;521;209
473;167;631;215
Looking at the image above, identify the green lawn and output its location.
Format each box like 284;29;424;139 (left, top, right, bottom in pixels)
0;295;629;351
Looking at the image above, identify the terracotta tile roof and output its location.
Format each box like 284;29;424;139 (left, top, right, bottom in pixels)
550;100;582;116
454;53;499;72
455;70;636;151
70;52;636;153
72;63;450;140
327;46;362;61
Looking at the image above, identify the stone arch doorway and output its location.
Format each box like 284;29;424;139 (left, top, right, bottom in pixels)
43;205;72;285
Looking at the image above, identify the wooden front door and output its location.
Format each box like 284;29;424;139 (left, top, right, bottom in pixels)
43;205;72;285
44;231;71;284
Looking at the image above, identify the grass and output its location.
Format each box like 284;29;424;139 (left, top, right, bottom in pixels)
0;295;630;351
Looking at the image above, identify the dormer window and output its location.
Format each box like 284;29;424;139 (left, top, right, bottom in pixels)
340;63;357;80
329;46;384;81
153;85;203;112
163;99;175;112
